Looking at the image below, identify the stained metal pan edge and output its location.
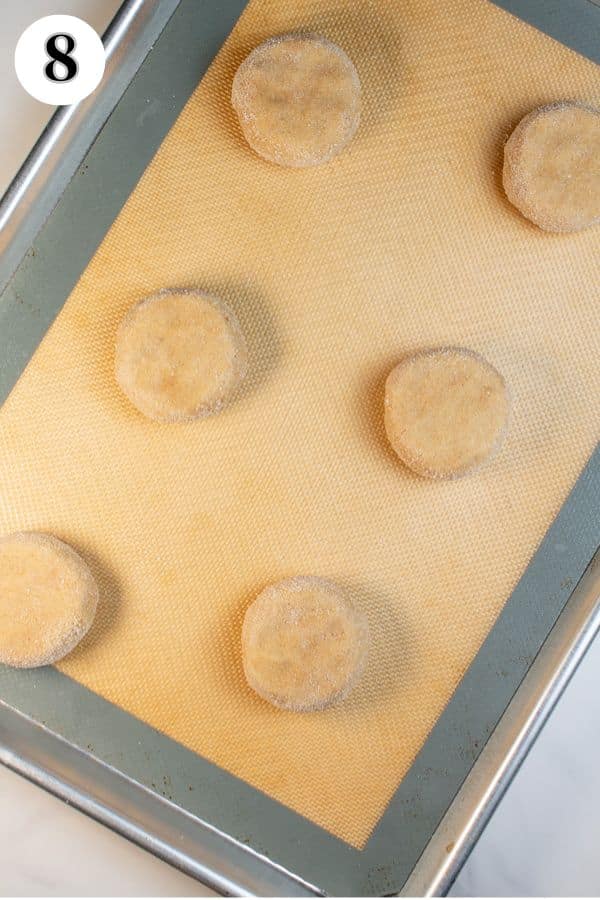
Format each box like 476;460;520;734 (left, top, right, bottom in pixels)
0;705;321;896
0;0;182;292
402;548;600;896
2;551;599;896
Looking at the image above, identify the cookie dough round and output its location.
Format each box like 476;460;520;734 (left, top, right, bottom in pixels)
231;33;361;167
384;348;510;479
242;576;369;712
503;102;600;232
115;290;248;423
0;532;98;668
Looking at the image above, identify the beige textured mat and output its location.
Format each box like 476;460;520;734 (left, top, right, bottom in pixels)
0;0;598;848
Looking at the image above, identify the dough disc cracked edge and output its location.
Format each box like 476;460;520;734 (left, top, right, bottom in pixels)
384;347;511;480
0;531;99;668
242;575;369;712
231;33;361;168
115;289;248;423
502;101;600;232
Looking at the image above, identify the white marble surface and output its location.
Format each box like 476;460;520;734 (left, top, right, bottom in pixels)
1;2;599;896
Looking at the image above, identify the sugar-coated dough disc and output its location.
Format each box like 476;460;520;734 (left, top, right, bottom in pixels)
115;290;248;423
231;33;361;167
242;576;369;712
384;348;510;479
0;532;98;668
503;102;600;232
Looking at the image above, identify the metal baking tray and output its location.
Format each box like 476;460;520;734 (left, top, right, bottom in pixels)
0;0;599;894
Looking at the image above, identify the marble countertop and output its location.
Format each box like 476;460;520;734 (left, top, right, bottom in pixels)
1;2;599;896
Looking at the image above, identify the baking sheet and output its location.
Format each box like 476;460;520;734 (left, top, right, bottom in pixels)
1;0;599;857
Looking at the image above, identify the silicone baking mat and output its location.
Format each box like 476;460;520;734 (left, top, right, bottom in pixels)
0;0;598;877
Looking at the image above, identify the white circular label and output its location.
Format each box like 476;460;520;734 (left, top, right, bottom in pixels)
15;15;105;106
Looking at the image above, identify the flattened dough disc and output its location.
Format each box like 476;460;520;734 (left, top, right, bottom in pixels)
231;33;361;167
0;532;98;668
115;290;248;423
242;576;369;712
384;347;510;479
503;102;600;232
